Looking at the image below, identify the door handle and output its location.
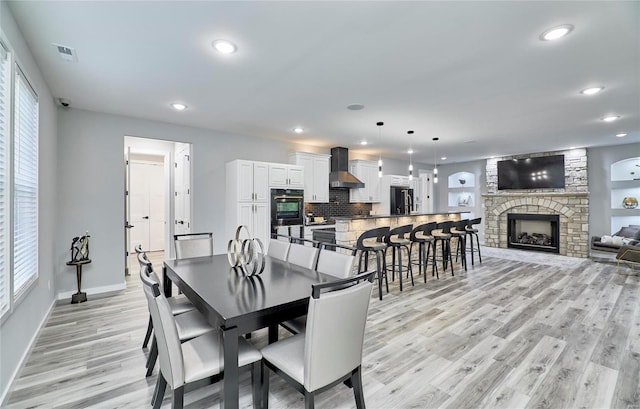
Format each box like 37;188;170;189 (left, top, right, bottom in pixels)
125;223;134;229
142;216;149;219
177;220;184;225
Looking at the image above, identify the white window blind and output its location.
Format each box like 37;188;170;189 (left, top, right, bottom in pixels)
0;43;9;314
13;66;38;298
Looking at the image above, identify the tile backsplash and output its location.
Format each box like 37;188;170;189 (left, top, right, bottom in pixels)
304;188;372;219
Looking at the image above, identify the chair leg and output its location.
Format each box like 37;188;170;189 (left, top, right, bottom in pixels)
153;373;167;409
404;245;414;286
304;390;315;409
476;233;482;262
375;251;383;300
447;240;454;276
146;338;158;377
397;247;403;291
262;361;270;409
143;316;153;349
352;366;366;409
381;250;389;293
251;362;261;409
172;386;184;409
468;233;475;266
460;236;467;271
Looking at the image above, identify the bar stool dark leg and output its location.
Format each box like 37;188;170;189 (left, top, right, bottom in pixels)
375;250;384;300
404;245;414;286
398;246;403;291
476;232;482;263
468;232;475;266
447;239;454;276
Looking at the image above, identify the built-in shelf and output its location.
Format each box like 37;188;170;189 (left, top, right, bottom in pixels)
609;157;640;234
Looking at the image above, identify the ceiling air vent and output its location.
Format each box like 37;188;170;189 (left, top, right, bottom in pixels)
52;43;78;62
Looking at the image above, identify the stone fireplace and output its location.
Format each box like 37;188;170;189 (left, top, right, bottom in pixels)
483;149;589;258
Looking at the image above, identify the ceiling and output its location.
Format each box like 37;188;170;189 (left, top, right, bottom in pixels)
7;1;640;164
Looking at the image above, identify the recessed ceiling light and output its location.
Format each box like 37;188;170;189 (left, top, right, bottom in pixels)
602;115;621;122
408;149;414;154
171;103;187;111
441;156;447;161
580;86;604;95
360;140;368;145
212;39;237;54
293;127;304;134
347;103;365;111
616;133;627;137
540;24;574;41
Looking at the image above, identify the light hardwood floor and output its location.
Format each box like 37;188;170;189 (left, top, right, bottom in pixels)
6;249;640;408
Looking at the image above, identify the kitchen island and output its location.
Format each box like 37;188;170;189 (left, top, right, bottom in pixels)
334;212;464;248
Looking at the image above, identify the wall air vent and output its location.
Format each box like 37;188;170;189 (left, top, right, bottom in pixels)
52;43;78;62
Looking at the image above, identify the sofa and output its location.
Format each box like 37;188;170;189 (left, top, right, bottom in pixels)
591;225;640;253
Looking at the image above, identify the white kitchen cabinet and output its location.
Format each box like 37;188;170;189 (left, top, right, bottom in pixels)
226;160;271;247
269;163;304;189
290;152;330;203
349;160;380;203
234;160;269;202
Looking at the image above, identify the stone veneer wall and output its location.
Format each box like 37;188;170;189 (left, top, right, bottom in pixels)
335;213;459;248
483;149;589;258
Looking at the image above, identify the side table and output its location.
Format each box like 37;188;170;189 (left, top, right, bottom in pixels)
66;259;92;303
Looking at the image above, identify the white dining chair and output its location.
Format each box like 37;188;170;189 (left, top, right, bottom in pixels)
281;243;357;334
287;242;319;270
267;239;290;261
261;272;374;409
140;265;214;377
146;280;262;409
136;248;194;350
174;232;213;259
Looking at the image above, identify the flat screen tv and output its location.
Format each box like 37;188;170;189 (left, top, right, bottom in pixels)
497;155;565;190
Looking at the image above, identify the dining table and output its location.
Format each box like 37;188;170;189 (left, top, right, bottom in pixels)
162;253;334;409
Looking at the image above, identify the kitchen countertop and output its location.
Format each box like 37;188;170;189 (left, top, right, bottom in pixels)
333;212;464;221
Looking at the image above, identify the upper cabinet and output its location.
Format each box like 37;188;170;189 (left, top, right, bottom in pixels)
229;160;269;202
269;163;304;189
349;160;380;203
290;152;330;203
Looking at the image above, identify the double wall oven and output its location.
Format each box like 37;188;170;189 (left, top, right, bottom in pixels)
270;189;304;233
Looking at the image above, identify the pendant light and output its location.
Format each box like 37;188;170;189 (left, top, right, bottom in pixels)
432;137;439;184
407;130;414;181
377;122;384;178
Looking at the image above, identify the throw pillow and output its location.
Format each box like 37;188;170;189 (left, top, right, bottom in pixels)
614;226;640;239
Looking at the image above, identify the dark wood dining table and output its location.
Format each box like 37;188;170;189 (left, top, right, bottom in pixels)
162;254;334;409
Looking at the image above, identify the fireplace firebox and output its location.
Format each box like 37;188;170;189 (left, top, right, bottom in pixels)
507;213;560;253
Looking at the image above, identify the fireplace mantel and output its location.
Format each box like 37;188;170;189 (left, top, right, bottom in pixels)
482;192;589;198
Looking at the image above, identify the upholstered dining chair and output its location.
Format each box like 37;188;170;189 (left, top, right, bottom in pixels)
287;242;320;270
261;272;375;409
173;232;213;259
146;280;262;409
140;265;214;377
281;242;357;335
136;247;194;350
268;238;290;261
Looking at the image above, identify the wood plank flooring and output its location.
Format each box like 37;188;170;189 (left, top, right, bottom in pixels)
6;250;640;408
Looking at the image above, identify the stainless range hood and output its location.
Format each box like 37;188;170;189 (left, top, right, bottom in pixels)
329;147;365;189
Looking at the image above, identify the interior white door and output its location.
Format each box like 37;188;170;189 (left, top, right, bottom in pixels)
130;160;165;252
125;147;133;275
130;162;150;251
148;164;165;250
174;144;191;235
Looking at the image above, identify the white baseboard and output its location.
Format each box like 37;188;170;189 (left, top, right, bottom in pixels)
0;298;56;406
56;281;126;301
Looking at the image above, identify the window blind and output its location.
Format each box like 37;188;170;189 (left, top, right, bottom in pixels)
13;66;38;298
0;43;9;314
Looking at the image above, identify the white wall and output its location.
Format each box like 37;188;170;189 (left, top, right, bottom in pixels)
56;109;292;295
0;2;58;402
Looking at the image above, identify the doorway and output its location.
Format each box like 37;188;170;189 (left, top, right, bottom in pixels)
124;136;192;275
